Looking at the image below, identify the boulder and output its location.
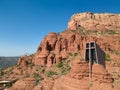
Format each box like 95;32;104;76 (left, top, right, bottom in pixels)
12;78;36;90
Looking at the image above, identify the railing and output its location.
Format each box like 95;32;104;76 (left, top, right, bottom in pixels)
0;81;11;89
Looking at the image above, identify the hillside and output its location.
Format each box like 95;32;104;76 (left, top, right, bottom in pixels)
0;12;120;90
68;12;120;31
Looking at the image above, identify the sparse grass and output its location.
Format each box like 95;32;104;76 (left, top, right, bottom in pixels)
47;71;58;77
69;30;76;32
60;65;71;75
89;82;93;87
25;74;30;78
85;30;118;36
56;58;72;76
74;52;78;57
69;52;79;57
57;62;64;68
111;84;114;89
105;54;111;61
69;53;73;56
41;69;45;73
109;48;120;56
86;30;98;35
27;60;34;69
35;66;46;74
33;72;44;85
56;61;71;75
0;68;4;76
107;30;117;35
118;74;120;78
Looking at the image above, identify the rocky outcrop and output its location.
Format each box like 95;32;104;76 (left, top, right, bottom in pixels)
15;12;120;68
68;12;120;31
90;64;116;90
92;64;114;83
7;12;120;90
34;32;84;66
68;60;89;79
33;12;120;67
53;60;90;90
12;78;36;90
11;60;118;90
53;76;89;90
18;54;34;68
53;60;115;90
34;30;120;67
33;79;54;90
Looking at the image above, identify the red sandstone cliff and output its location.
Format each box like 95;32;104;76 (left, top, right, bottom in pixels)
1;12;120;90
31;13;120;68
33;31;120;68
68;12;120;31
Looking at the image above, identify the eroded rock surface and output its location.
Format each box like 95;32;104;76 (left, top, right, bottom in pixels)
12;78;36;90
68;12;120;31
53;60;116;90
34;30;120;67
3;12;120;90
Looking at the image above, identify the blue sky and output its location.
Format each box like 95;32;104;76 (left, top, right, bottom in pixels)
0;0;120;56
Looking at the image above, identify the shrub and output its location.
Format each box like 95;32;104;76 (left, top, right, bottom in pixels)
99;31;105;35
109;49;120;56
57;62;63;68
33;73;39;79
69;30;76;32
118;74;120;78
111;85;114;88
47;71;58;77
6;82;13;88
33;73;44;84
107;30;117;35
27;60;34;69
61;65;71;75
89;82;93;87
74;52;78;57
69;53;73;56
0;69;4;76
56;60;71;75
25;74;30;78
42;69;45;73
105;54;111;61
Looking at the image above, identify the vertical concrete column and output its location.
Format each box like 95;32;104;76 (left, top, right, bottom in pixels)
89;43;92;82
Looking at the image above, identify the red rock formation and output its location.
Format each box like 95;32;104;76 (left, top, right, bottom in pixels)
33;79;54;90
18;54;34;68
53;60;115;90
90;64;118;90
15;13;120;68
68;12;120;31
68;60;89;79
12;78;36;90
8;12;120;90
34;30;120;67
92;64;113;83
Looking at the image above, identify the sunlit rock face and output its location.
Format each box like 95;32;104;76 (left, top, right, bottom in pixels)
68;12;120;31
13;12;120;90
53;61;114;90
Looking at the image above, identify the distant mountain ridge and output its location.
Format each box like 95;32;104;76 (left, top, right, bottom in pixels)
0;57;19;68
